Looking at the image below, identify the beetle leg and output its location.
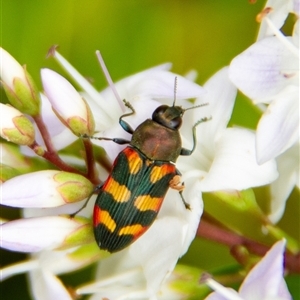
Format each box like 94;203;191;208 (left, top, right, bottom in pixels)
180;116;211;156
69;185;102;218
169;175;190;210
119;99;136;134
179;190;191;210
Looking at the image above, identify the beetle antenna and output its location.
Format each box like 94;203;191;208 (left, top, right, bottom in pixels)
173;76;178;107
95;50;124;109
184;102;209;112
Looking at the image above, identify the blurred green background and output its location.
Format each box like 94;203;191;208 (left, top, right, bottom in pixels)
1;0;299;299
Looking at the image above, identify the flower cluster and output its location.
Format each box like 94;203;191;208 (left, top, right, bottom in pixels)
229;0;299;223
0;1;299;298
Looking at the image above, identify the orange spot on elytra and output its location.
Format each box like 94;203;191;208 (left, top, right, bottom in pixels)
93;206;116;232
104;177;131;202
134;195;163;212
150;164;175;183
118;224;148;239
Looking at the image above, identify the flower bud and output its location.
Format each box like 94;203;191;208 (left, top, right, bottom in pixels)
0;47;40;116
41;68;95;136
0;103;35;145
59;216;95;249
1;170;94;208
0;216;93;252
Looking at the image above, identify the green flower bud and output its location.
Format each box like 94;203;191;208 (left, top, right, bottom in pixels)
0;104;35;145
54;172;94;203
0;48;40;116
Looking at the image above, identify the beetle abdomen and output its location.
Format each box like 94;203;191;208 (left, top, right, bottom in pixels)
93;146;176;252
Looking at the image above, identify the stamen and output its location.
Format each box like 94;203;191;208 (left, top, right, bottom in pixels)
173;76;178;107
264;17;299;57
200;273;244;300
116;290;149;300
256;7;273;23
0;259;39;281
77;268;141;294
96;50;125;111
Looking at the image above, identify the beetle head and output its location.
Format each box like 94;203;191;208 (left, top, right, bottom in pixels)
152;77;207;130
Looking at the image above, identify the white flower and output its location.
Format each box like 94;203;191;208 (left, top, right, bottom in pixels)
203;240;292;300
177;67;277;193
229;4;299;164
228;2;299;223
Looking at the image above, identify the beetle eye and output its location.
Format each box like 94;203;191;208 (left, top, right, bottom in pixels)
152;105;182;129
169;117;182;129
152;105;168;123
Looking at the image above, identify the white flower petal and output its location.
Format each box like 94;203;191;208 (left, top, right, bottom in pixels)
131;71;205;100
205;287;241;300
293;19;299;46
1;170;69;208
193;67;237;151
178;179;203;255
128;188;203;295
30;248;96;275
39;93;77;149
22;198;93;218
229;36;298;102
268;143;299;223
101;68;204;105
204;240;291;300
0;259;39;281
256;86;299;163
80;249;143;297
294;0;300;15
129;216;183;295
28;270;72;300
239;240;292;300
0;216;81;252
200;128;278;191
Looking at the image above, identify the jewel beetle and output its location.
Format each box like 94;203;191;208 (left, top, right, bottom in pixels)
81;78;209;253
